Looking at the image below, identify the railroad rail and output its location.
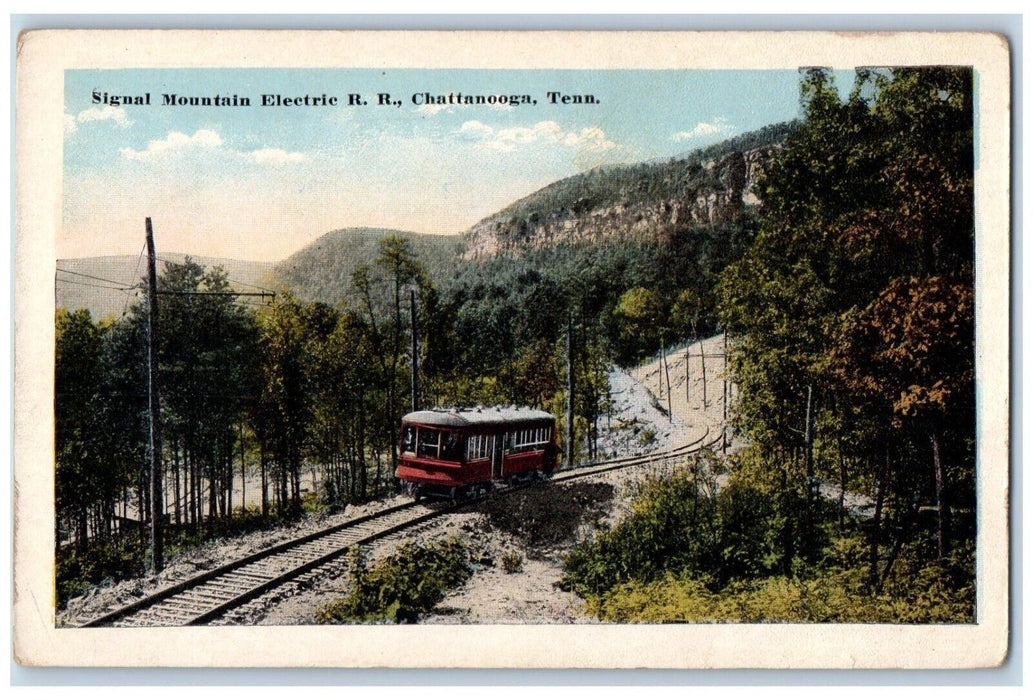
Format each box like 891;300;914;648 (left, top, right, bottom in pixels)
80;427;719;628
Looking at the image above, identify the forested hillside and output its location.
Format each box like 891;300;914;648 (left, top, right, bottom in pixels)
269;228;463;306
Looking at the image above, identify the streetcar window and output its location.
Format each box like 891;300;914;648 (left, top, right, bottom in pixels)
401;426;417;455
467;434;490;461
417;428;441;459
440;432;462;461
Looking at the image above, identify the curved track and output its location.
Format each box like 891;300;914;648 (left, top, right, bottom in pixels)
81;428;720;627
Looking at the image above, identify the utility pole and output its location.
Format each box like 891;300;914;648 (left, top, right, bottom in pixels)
145;217;164;574
804;383;815;548
804;384;815;499
565;314;575;468
700;338;708;408
410;288;419;412
722;330;728;454
685;346;690;402
661;341;672;417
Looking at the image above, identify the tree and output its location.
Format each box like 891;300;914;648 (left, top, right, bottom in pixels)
612;286;663;366
153;260;259;529
717;67;975;577
55;309;107;548
256;292;315;517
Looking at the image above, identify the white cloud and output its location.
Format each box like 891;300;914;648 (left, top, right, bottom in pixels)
119;129;306;167
417;102;512;116
65;105;133;136
246;147;308;165
76;105;133;128
416;103;452;116
459;120;495;139
120;129;224;161
458;119;617;153
672;119;733;142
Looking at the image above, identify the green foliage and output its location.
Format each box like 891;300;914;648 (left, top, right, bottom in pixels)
560;453;778;597
560;461;973;623
317;539;472;624
716;67;975;575
501;551;524;574
56;537;145;607
586;538;975;623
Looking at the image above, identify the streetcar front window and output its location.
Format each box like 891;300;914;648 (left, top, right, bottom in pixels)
401;426;417;455
417;428;441;459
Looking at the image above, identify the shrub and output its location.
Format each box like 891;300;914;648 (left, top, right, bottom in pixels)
588;551;975;624
317;538;472;624
501;551;524;573
56;538;145;607
560;453;736;597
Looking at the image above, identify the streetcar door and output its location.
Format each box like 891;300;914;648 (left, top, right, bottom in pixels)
491;433;504;479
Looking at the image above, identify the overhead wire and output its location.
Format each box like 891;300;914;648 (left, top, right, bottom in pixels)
124;242;147;317
55;278;136;292
153;255;276;294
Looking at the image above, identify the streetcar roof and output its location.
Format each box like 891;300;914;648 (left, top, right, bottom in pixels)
402;407;554;428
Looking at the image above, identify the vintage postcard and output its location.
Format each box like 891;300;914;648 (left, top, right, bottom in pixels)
14;30;1011;668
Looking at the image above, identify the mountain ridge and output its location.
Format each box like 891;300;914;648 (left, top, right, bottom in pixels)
58;122;795;317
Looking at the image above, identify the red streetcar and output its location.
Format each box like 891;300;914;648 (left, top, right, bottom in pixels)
396;407;558;502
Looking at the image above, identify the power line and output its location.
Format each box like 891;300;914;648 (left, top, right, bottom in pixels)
156;291;275;298
126;242;147;316
56;267;136;288
226;277;276;294
154;257;276;294
56;278;135;292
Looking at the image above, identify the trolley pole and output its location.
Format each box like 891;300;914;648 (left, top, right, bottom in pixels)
145;217;164;574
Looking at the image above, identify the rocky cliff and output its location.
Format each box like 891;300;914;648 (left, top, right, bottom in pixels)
463;127;788;260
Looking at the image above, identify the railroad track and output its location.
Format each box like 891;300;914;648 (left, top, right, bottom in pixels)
80;427;719;628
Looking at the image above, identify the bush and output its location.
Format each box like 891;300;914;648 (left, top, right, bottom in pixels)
587;550;976;623
501;551;524;573
317;538;472;624
56;538;145;607
559;452;783;598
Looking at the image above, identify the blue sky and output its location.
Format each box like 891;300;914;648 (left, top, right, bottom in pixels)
62;68;826;261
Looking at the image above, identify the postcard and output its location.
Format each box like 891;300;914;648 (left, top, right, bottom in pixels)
14;29;1011;668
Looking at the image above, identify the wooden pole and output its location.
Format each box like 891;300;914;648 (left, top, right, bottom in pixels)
805;384;814;510
685;346;690;402
239;420;246;517
700;339;708;408
662;343;672;417
145;217;164;574
565;314;575;468
410;288;419;412
721;331;727;454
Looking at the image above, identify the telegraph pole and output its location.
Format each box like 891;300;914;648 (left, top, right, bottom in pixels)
145;217;164;574
410;288;419;412
565;314;575;468
722;330;728;454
